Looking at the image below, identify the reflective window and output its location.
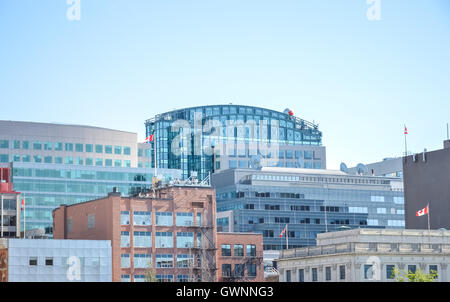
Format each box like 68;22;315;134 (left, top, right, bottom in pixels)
22;141;30;149
85;158;93;166
114;160;122;167
121;211;130;225
134;254;151;269
156;212;173;226
34;155;42;163
33;142;42;150
124;160;131;168
114;146;122;155
176;212;193;226
121;231;130;247
65;157;73;164
121;254;130;268
54;157;63;164
85;144;93;152
134;231;151;247
65;143;73;152
177;254;193;268
44;156;52;164
105;159;113;167
95;158;103;166
54;142;63;151
13;140;20;149
124;147;131;155
134;211;151;225
95;145;103;153
156;232;173;248
176;232;194;248
44;142;52;150
0;154;9;163
75;143;83;152
105;145;112;154
156;254;173;268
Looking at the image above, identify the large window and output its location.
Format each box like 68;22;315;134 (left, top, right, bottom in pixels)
312;268;318;282
246;244;256;257
33;141;42;150
156;232;173;248
156;212;173;226
176;212;193;226
85;144;93;152
65;143;73;151
134;211;151;225
221;244;231;256
325;266;331;281
134;231;151;248
408;265;416;274
234;244;244;257
95;144;103;153
176;232;194;248
54;142;62;151
121;231;130;247
222;264;232;277
105;145;113;154
177;255;193;268
386;265;395;280
114;146;122;155
299;269;305;282
156;254;173;268
75;143;83;152
121;211;130;225
339;265;346;280
121;254;130;268
124;147;131;155
134;254;151;268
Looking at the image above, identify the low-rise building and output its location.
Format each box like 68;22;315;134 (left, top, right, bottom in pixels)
52;184;218;282
0;166;21;238
277;228;450;282
0;238;112;282
216;232;264;282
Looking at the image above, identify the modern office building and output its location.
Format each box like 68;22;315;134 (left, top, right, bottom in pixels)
403;140;450;230
212;167;405;251
0;167;21;238
0;238;112;282
145;105;326;180
277;228;450;282
216;232;264;282
0;120;181;235
53;184;217;282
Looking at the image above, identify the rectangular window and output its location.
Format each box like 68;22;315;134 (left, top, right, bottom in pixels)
177;254;194;268
95;144;103;153
67;218;72;233
285;270;291;282
176;212;194;226
133;211;151;225
33;141;42;150
325;266;332;281
105;145;112;154
176;232;194;248
299;269;305;282
408;265;416;274
121;231;130;247
234;244;244;257
114;159;122;167
134;275;146;282
114;146;122;155
75;143;83;152
54;157;63;164
29;257;38;266
85;158;93;166
65;156;73;165
88;214;95;229
22;141;30;149
121;211;130;225
386;265;395;280
45;257;53;266
105;159;113;167
196;213;202;226
121;274;130;282
339;265;346;280
371;196;385;202
124;160;131;168
121;254;130;268
156;254;173;268
312;268;318;282
13;140;20;149
65;143;73;151
76;157;83;165
0;154;8;163
13;155;20;162
54;142;63;151
155;212;173;226
221;244;231;256
156;232;173;248
44;142;52;150
44;156;52;164
177;275;190;282
85;144;93;152
304;150;313;159
429;265;438;277
364;264;374;279
134;231;152;248
222;264;232;277
134;254;152;269
246;244;256;257
33;155;41;163
95;158;103;166
124;147;131;155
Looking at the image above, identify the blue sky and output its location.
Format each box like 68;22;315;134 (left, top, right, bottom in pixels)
1;0;449;169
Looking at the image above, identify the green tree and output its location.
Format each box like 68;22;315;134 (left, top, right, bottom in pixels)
392;267;438;282
144;261;158;282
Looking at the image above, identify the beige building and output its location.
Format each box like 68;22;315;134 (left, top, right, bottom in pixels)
277;228;450;282
52;184;217;282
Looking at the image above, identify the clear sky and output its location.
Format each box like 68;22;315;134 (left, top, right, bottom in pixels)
1;0;449;169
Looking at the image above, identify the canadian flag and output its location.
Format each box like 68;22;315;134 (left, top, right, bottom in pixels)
404;125;408;135
279;225;287;238
416;205;429;217
21;196;25;212
145;134;154;143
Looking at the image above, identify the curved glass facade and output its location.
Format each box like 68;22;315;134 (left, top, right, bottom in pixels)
145;105;325;180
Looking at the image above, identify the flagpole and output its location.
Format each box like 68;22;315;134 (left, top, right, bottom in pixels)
404;124;408;157
286;224;289;250
23;193;26;239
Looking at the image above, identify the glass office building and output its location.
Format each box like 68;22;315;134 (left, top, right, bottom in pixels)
212;168;405;251
145;105;326;180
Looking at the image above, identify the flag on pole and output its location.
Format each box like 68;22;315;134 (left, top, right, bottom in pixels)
416;205;429;217
404;125;408;135
279;224;287;238
145;134;154;143
21;196;25;212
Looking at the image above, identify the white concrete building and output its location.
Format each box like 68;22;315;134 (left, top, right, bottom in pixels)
277;228;450;282
0;238;112;282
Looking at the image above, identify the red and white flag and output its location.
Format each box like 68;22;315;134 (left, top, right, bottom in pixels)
279;224;287;238
144;134;154;143
21;196;25;212
404;125;408;135
416;205;429;217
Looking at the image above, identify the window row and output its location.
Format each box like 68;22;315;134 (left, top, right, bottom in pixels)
120;253;196;269
120;211;202;227
120;231;202;248
220;244;257;257
121;274;193;282
8;154;131;167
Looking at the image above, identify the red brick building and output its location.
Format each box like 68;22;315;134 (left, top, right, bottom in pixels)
53;185;217;282
216;232;264;282
0;167;21;238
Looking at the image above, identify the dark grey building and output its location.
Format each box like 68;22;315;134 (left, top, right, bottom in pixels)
403;140;450;230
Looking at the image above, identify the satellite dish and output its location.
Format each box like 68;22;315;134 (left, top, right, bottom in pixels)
340;162;348;173
250;155;262;169
356;163;368;175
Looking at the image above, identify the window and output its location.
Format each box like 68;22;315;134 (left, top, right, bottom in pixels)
124;147;131;155
134;231;152;248
54;157;62;164
44;142;52;150
121;254;130;268
134;211;151;225
45;257;53;266
44;156;52;164
285;270;291;282
124;160;131;167
121;231;130;247
105;145;113;154
247;263;257;277
76;157;83;165
33;155;42;163
429;265;438;278
54;142;62;151
29;257;38;266
364;264;374;280
85;158;93;165
75;143;83;152
134;254;151;268
33;141;42;150
176;232;194;248
114;146;122;155
22;141;30;149
13;140;20;149
156;232;173;248
176;212;193;226
234;244;244;257
371;196;385;202
377;208;387;214
221;244;231;256
312;268;318;282
196;213;202;227
408;265;416;274
95;144;103;153
393;196;404;204
304;150;313;159
222;264;232;277
246;244;256;257
85;144;93;152
156;212;173;226
121;274;130;282
325;266;331;281
13;155;20;162
177;254;193;268
65;143;73;151
339;265;346;280
114;160;122;167
121;211;130;225
134;275;146;282
299;269;305;282
156;254;173;268
88;214;95;229
178;275;190;282
156;275;173;282
386;265;395;280
229;160;237;168
105;159;112;167
65;156;73;164
95;158;103;166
